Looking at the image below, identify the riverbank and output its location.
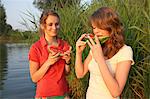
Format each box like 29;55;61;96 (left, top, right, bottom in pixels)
0;36;29;44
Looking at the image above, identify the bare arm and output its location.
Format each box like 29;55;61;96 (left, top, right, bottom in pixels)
29;52;60;83
75;52;91;78
75;34;92;78
62;46;72;74
65;64;70;74
97;58;132;97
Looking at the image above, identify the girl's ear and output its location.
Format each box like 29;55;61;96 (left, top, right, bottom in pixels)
40;24;45;30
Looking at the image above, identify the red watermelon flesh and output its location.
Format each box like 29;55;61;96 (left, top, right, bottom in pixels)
47;42;70;56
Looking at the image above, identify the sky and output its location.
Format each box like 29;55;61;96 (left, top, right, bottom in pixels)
1;0;91;31
1;0;41;31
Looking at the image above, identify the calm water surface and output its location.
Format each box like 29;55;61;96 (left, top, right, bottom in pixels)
0;43;35;99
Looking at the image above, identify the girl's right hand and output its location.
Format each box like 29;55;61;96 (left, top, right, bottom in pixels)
47;49;60;66
76;34;87;53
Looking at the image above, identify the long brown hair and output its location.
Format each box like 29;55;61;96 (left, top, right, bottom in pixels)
90;7;125;59
39;9;60;36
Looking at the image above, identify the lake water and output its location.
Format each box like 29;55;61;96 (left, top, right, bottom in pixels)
0;43;35;99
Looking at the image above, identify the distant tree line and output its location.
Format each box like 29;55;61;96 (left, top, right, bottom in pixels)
0;0;12;36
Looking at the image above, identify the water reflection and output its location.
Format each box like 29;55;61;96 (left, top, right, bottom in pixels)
0;44;8;90
0;43;35;99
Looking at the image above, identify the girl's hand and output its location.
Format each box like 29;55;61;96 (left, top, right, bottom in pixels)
86;35;104;62
47;49;60;66
76;34;87;53
62;46;72;64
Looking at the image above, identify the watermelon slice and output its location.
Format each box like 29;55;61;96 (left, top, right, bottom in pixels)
98;36;109;44
82;34;94;42
47;43;71;57
83;34;109;45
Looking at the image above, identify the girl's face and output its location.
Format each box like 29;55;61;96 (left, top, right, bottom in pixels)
91;24;110;37
44;15;60;37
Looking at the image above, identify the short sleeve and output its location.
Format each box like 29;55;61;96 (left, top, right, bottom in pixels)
117;45;134;65
28;44;39;62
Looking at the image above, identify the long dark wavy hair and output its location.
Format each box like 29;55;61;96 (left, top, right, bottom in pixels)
39;9;60;36
89;7;125;59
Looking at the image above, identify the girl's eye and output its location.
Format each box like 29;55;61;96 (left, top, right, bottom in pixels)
92;27;96;29
47;23;52;26
55;23;59;26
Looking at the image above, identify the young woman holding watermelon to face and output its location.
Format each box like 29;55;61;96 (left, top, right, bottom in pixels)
75;7;134;99
28;10;71;99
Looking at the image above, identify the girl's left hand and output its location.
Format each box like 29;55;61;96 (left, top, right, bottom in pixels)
61;46;72;64
86;35;104;62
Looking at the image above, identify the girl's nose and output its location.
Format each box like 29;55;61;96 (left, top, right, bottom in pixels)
93;28;99;34
52;25;57;29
